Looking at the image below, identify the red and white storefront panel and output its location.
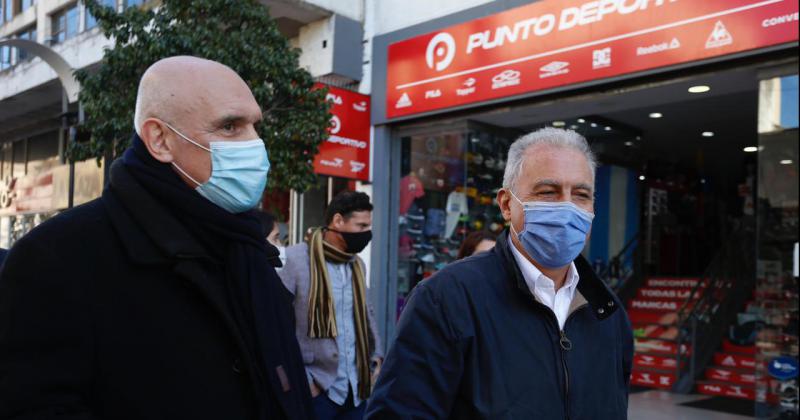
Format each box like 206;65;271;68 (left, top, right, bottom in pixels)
631;370;676;389
634;353;679;370
697;383;756;400
313;85;371;181
386;0;799;118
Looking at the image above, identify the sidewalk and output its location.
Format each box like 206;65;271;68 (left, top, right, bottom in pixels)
630;390;752;420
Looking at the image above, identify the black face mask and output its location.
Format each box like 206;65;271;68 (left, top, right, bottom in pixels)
330;229;373;254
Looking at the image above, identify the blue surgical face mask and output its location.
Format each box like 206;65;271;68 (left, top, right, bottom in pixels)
165;123;270;213
509;190;594;269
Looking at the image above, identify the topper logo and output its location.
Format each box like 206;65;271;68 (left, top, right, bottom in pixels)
330;115;342;134
350;161;366;173
426;32;456;71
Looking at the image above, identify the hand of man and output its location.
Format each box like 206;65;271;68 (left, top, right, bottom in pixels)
371;356;384;385
309;379;322;398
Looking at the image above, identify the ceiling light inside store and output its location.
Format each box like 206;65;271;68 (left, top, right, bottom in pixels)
591;122;598;127
570;125;579;129
688;85;711;93
624;141;633;146
743;146;758;153
604;126;612;131
553;121;566;127
577;118;586;123
649;112;663;119
639;175;646;181
780;159;793;165
702;131;714;137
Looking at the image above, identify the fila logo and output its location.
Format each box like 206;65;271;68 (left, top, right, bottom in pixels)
425;89;442;99
426;32;456;71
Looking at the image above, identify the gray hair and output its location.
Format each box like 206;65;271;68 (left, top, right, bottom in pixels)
502;127;597;191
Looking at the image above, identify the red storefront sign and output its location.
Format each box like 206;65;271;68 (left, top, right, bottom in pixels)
313;85;371;181
386;0;799;118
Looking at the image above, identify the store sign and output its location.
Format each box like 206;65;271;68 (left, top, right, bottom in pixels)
0;160;104;216
313;84;371;181
768;356;799;380
386;0;799;118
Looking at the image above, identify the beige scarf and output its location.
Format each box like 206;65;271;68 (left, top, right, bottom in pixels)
306;227;371;399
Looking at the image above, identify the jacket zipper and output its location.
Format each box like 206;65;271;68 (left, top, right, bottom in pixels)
557;303;587;420
559;330;572;420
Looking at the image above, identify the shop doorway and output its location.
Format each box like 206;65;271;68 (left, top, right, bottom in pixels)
392;63;798;415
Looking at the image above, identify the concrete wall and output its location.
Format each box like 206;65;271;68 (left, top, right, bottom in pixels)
302;0;362;21
370;0;492;36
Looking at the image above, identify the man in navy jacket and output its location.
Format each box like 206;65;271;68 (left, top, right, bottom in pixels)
367;128;634;419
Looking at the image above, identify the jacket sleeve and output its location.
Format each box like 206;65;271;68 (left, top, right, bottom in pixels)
358;258;384;359
367;299;384;359
365;282;464;419
0;236;95;419
621;307;634;392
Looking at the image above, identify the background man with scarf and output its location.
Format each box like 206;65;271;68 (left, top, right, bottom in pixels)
279;191;383;420
0;56;313;419
367;128;634;419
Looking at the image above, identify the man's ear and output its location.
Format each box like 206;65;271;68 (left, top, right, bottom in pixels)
331;213;346;229
497;189;513;222
140;118;175;163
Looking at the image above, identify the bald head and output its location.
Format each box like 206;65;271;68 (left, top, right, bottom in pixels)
134;56;258;134
134;55;263;189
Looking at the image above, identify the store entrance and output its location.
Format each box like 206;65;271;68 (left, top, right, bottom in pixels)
393;64;792;408
469;66;760;283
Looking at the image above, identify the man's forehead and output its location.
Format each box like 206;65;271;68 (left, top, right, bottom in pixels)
195;84;261;121
520;145;593;184
346;210;373;221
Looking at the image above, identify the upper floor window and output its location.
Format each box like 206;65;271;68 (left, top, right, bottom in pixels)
51;4;79;45
20;0;34;12
16;26;36;61
3;0;13;23
0;45;11;71
86;0;117;30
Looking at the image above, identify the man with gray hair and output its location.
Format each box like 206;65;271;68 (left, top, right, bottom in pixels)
367;128;633;419
0;56;313;419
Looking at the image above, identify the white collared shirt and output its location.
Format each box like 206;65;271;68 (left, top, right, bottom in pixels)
508;236;580;330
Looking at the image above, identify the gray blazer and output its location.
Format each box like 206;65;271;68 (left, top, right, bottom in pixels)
278;243;384;391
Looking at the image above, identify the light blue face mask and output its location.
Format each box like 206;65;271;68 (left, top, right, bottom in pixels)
165;123;270;213
509;190;594;269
